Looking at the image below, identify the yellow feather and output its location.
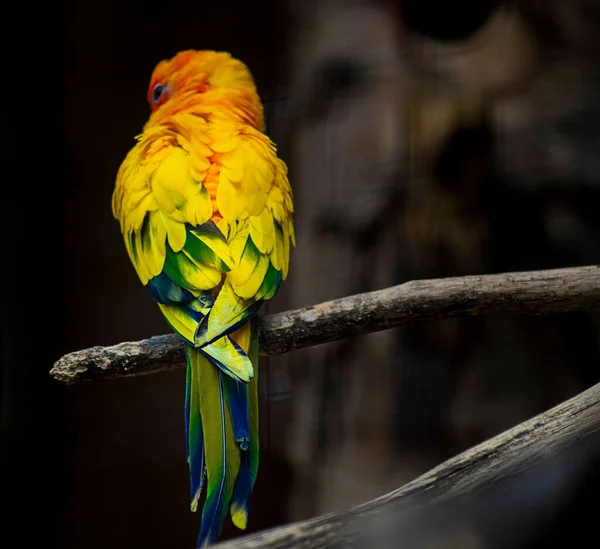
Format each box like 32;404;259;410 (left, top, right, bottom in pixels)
231;509;248;531
288;219;296;247
177;251;223;290
255;161;275;194
182;186;213;226
133;229;152;284
190;139;213;160
140;221;161;279
152;188;184;217
277;157;288;175
207;120;237;136
147;210;167;274
189;230;235;270
243;162;264;196
284;192;294;214
150;146;214;230
124;237;137;274
142;247;159;280
266;186;285;223
270;226;284;272
230;322;251;351
220;147;246;173
204;281;254;344
158;303;196;342
227;231;259;288
231;254;269;299
210;136;241;153
249;208;275;254
229;228;248;265
188;157;210;182
159;211;187;252
216;217;230;239
123;183;152;212
152;149;194;210
220;164;244;183
175;122;213;157
217;174;246;220
126;193;155;233
282;225;291;280
242;189;268;217
202;337;253;382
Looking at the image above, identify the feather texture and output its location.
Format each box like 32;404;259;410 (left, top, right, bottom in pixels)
185;346;205;512
112;49;294;546
229;318;260;530
192;347;241;546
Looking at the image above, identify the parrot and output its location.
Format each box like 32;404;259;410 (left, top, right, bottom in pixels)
111;50;295;546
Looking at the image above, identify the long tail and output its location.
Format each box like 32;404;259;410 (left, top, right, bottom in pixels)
229;318;259;530
185;319;260;547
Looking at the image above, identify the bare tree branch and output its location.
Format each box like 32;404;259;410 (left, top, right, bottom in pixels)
50;265;600;383
212;379;600;548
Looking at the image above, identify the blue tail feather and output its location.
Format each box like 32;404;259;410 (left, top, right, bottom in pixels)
229;446;254;530
222;375;250;450
229;318;260;531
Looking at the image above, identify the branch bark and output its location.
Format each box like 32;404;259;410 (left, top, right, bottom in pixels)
50;265;600;383
213;379;600;548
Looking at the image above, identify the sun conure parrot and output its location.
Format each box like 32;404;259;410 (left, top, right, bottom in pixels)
111;50;295;546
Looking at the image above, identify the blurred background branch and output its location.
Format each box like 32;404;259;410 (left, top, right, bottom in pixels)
213;377;600;548
51;265;600;384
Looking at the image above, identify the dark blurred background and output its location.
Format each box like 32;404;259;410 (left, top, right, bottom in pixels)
3;0;600;547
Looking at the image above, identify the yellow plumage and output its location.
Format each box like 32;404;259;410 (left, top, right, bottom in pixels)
111;50;294;546
112;100;294;294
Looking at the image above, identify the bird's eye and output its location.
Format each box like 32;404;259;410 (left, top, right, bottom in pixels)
152;83;166;104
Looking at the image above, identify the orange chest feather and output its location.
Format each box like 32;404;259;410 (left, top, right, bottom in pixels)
203;152;223;223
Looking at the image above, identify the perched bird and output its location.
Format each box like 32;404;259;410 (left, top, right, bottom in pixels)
112;50;295;546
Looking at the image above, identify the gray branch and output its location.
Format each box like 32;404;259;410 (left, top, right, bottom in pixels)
50;265;600;383
213;379;600;548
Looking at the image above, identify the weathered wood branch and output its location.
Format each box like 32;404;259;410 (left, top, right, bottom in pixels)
50;265;600;383
213;379;600;548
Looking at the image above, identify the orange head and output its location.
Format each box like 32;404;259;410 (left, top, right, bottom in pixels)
146;50;260;113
